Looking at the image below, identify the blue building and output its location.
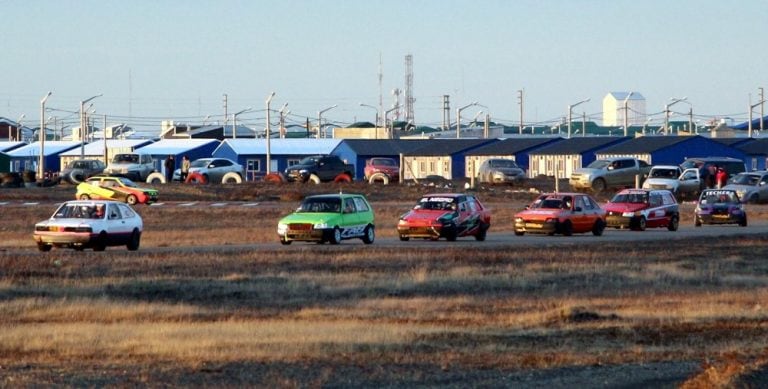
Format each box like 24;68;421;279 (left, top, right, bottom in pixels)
736;138;768;171
401;139;498;180
528;136;631;178
6;141;81;174
463;137;563;177
596;135;747;166
332;139;439;180
137;139;220;176
212;138;342;181
58;139;155;169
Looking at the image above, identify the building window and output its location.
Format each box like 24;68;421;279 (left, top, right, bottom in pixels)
287;159;301;167
246;160;262;181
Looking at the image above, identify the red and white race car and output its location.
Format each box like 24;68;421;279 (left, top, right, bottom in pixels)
397;193;491;241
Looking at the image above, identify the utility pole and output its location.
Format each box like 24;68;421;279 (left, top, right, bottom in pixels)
442;95;451;130
518;89;524;135
689;108;694;134
760;87;765;133
222;94;228;128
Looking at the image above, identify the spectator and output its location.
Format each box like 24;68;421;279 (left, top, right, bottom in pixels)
716;167;728;188
164;155;175;183
181;155;191;182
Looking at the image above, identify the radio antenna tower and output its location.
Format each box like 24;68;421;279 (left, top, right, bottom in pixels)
404;54;415;124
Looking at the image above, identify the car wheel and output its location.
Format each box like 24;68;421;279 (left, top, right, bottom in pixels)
592;219;605;236
368;173;390;185
126;229;141;251
474;223;488;241
79;194;91;200
444;224;458;241
636;216;647;231
221;172;243;184
93;232;107;252
329;227;342;244
308;174;322;185
694;216;702;227
126;194;138;205
37;243;52;252
561;220;573;236
399;235;410;241
591;178;607;193
362;225;375;244
668;215;679;231
514;229;525;236
749;194;759;204
740;215;748;227
280;237;292;245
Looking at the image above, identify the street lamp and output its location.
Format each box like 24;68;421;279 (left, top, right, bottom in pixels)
567;98;590;139
384;105;400;139
80;94;102;159
359;102;380;129
749;97;766;138
317;104;337;139
39;91;52;180
456;101;478;139
232;106;252;140
278;103;289;139
265;92;276;174
202;114;211;126
622;92;634;137
13;114;25;141
664;97;687;135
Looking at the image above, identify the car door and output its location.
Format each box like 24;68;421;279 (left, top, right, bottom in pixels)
341;197;361;236
646;193;665;226
678;168;701;196
759;173;768;202
103;203;132;244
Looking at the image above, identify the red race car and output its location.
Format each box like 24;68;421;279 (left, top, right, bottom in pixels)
514;192;606;236
397;193;491;241
604;188;679;231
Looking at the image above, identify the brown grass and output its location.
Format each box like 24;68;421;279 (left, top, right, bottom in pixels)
2;182;768;386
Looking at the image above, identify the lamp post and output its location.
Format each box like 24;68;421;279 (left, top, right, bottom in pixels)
567;98;590;139
359;103;380;137
664;97;687;135
80;94;102;159
384;105;400;139
38;91;52;180
202;114;211;125
14;114;25;142
232;106;252;140
278;103;289;139
622;92;634;137
265;92;276;174
456;101;478;139
748;98;766;138
317;104;337;139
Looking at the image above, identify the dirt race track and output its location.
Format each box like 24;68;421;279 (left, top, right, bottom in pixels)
2;182;768;387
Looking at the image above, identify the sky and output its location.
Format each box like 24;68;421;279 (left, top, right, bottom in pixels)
2;0;767;132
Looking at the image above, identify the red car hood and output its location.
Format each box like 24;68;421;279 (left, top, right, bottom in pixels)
402;209;451;222
603;203;647;213
515;209;563;221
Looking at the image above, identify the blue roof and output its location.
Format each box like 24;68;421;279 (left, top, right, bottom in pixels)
59;139;154;156
214;138;342;155
6;141;81;157
137;139;220;155
0;141;26;153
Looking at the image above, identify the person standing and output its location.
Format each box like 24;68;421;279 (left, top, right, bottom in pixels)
181;155;191;182
164;155;175;183
716;167;728;188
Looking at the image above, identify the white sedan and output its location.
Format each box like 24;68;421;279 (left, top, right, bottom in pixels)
33;200;143;252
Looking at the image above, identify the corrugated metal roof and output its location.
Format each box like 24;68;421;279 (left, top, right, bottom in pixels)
465;137;561;156
6;141;81;157
737;138;768;155
404;139;496;156
342;139;437;155
0;141;26;152
217;138;342;155
59;139;154;156
597;135;691;154
137;138;220;154
530;137;631;155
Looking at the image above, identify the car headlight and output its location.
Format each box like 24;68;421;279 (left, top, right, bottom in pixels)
515;217;524;223
299;169;309;174
313;222;329;229
277;223;288;234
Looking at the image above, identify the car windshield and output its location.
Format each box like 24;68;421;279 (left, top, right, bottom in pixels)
372;159;396;167
610;192;649;204
297;156;320;165
586;160;610;169
700;191;738;205
53;203;106;219
488;160;519;168
298;197;341;213
191;159;211;168
730;174;759;186
113;154;139;163
416;197;456;211
117;178;137;187
650;168;679;178
530;196;572;209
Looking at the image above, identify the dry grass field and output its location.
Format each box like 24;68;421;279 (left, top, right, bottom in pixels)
2;181;768;387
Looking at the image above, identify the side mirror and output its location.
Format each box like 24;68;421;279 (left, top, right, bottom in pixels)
574;206;583;212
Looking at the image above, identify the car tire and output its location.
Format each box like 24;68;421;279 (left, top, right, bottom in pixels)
399;235;410;241
749;194;759;204
591;178;607;193
514;229;525;236
668;215;679;231
694;216;702;227
635;216;647;231
93;232;107;252
362;225;375;244
221;172;243;184
474;223;488;241
328;227;342;244
126;194;138;205
592;219;605;236
37;243;52;252
280;237;292;245
146;172;166;185
444;225;458;241
265;173;284;183
561;220;573;236
740;215;748;227
126;229;141;251
334;173;352;183
79;194;91;200
308;174;322;185
368;173;390;185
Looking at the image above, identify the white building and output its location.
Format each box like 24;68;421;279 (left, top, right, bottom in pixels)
602;92;646;127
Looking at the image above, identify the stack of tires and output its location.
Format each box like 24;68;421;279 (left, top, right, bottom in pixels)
0;172;23;188
22;171;36;188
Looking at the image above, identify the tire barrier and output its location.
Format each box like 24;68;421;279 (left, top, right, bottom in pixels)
221;172;243;184
368;172;390;185
185;172;207;184
145;172;166;185
264;172;285;184
308;174;322;184
333;173;352;183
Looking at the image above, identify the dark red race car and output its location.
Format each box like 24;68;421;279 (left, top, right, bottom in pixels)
397;193;491;241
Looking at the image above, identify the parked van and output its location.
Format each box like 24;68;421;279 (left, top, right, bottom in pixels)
680;157;746;189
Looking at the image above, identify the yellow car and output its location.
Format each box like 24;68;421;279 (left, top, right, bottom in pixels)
76;176;158;205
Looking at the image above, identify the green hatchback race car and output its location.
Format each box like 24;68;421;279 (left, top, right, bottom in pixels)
277;193;375;245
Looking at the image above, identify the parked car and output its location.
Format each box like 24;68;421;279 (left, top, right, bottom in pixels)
277;193;375;245
172;157;244;183
694;189;747;227
476;158;525;185
59;159;107;184
103;152;156;182
642;166;704;200
76;176;158;205
364;157;399;183
514;192;606;236
723;171;768;204
604;188;679;231
284;155;355;183
397;193;491;241
569;157;651;192
33;200;143;252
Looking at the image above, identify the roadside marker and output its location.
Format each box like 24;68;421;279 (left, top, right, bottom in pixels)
179;202;198;207
242;202;260;207
211;202;227;207
0;202;7;206
150;202;165;206
23;202;39;206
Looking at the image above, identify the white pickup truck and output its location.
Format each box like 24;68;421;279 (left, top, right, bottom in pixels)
642;165;702;199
